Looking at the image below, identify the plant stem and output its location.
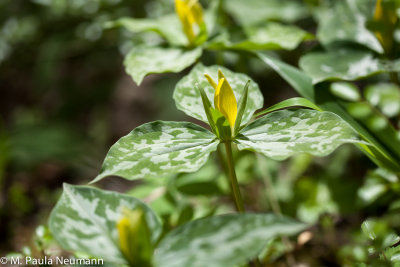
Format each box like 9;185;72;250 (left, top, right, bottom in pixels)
223;141;245;212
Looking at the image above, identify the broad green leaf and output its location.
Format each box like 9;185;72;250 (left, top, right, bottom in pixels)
105;14;187;46
236;109;363;160
49;184;161;264
224;0;308;26
207;22;312;51
316;0;383;53
153;213;307;267
92;121;219;182
299;48;400;84
257;52;400;172
365;83;400;117
255;97;322;117
173;63;263;125
124;46;202;85
330;82;361;102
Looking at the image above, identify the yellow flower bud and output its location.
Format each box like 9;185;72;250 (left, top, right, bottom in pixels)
117;208;152;267
205;70;238;130
175;0;205;45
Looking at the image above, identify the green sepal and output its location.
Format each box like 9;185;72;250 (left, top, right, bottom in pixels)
196;83;217;134
210;108;232;141
233;80;250;136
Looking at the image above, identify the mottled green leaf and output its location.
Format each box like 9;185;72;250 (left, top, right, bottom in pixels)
236;109;362;160
106;14;186;46
299;49;400;84
257;52;400;172
124;46;202;85
316;0;383;53
208;22;311;51
49;184;161;264
173;64;263;125
153;213;307;267
225;0;308;26
365;83;400;117
92;121;219;182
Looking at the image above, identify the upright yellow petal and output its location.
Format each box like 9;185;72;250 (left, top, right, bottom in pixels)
214;77;237;129
175;0;204;45
204;73;218;90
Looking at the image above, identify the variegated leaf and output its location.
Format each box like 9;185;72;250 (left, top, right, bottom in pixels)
92;121;219;182
49;184;161;264
106;14;187;46
153;213;307;267
208;22;312;51
299;48;400;84
224;0;308;26
173;64;263;125
316;0;383;53
124;46;202;85
236;109;363;160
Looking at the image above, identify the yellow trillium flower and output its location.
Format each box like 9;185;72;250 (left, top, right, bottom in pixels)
205;70;238;130
175;0;204;45
117;208;152;267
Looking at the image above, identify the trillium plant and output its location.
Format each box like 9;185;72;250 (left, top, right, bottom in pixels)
46;0;400;266
49;64;364;267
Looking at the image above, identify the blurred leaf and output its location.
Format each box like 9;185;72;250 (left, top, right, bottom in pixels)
294;177;338;223
208;22;312;51
173;63;263;125
92;121;219;182
174;159;222;196
257;52;400;173
236;109;363;160
299;48;400;84
365;83;400;118
106;14;187;46
153;213;307;267
124;46;202;85
9;124;84;169
358;168;398;205
330;82;361;102
315;0;383;53
49;184;161;264
224;0;308;26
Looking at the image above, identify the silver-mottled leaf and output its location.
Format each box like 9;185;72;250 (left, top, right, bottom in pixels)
236;109;363;160
92;121;219;182
107;14;187;46
225;0;308;26
153;213;307;267
208;22;312;51
299;49;400;84
316;0;382;53
49;184;161;264
124;46;202;85
173;64;263;124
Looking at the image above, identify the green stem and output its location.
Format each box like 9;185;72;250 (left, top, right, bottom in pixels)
223;141;245;212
